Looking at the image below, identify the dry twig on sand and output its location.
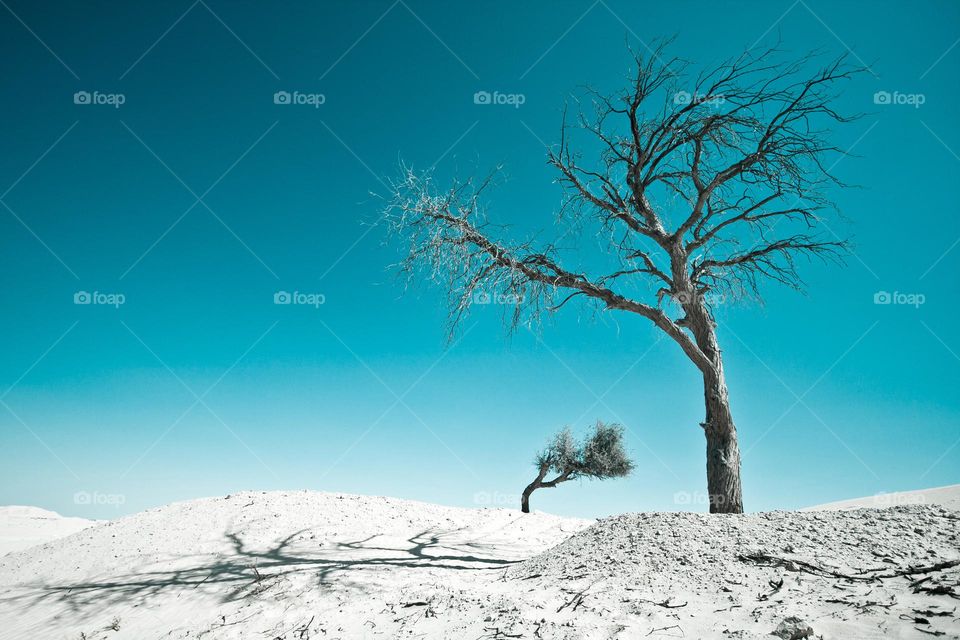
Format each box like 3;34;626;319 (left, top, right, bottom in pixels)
557;582;596;613
758;577;784;601
633;597;688;608
646;624;683;637
739;553;960;582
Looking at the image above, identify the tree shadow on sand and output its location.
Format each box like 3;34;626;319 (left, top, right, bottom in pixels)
2;526;519;614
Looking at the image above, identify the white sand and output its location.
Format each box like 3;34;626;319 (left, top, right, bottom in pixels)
807;484;960;512
0;489;957;639
0;505;95;556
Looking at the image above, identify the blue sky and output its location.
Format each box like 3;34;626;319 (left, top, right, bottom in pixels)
1;0;958;519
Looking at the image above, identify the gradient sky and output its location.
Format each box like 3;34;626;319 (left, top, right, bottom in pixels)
1;0;958;519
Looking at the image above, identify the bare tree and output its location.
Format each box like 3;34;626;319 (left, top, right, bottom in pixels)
385;43;862;513
522;421;633;513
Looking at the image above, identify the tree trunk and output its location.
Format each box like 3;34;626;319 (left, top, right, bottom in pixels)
520;481;537;513
521;464;549;513
673;271;744;514
702;368;743;513
521;465;571;514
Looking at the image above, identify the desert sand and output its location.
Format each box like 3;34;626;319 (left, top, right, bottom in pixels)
0;488;957;639
807;484;960;512
0;505;94;557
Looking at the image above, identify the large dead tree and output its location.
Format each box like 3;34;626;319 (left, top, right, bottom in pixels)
385;44;861;513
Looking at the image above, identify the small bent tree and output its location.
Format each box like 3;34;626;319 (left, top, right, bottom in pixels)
385;43;861;513
522;421;633;513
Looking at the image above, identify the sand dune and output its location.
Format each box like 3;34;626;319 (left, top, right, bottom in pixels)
0;505;94;557
0;490;957;639
808;484;960;512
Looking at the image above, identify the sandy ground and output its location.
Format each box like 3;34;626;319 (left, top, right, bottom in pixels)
807;484;960;512
511;506;959;639
0;489;957;639
0;492;589;640
0;506;94;556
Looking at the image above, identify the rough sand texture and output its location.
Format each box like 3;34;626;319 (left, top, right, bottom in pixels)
510;507;960;639
0;491;957;639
